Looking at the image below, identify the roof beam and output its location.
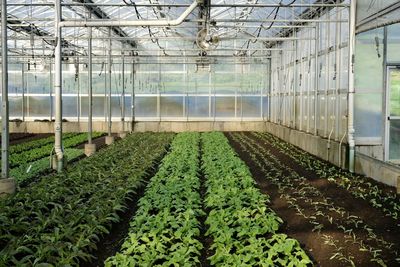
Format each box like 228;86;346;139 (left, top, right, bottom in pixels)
72;0;137;49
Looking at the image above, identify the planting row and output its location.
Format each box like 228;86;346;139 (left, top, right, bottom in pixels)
254;132;400;220
0;133;174;266
9;133;77;154
229;132;400;266
202;132;311;266
10;148;84;185
7;132;105;168
106;132;311;266
106;132;203;266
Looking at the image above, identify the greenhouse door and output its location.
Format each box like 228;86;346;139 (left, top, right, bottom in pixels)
386;67;400;163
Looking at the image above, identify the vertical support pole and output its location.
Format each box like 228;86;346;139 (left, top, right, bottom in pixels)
307;27;312;133
120;43;126;138
294;31;298;129
268;58;272;121
88;25;93;144
348;0;357;172
84;23;96;156
105;28;114;145
21;62;25;121
131;62;135;132
314;24;319;135
325;12;331;138
335;8;342;141
54;0;64;172
208;68;212;118
0;0;16;196
107;28;112;136
49;59;53;121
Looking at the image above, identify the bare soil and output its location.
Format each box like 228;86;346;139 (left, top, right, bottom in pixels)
225;132;400;267
8;133;52;145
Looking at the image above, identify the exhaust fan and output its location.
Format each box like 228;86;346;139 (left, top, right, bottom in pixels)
196;28;220;51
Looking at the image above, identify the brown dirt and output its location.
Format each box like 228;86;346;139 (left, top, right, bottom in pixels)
225;132;400;267
8;133;52;145
81;142;168;267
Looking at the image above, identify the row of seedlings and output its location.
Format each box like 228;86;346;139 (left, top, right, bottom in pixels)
254;132;400;220
7;132;105;168
230;132;399;266
9;133;77;154
106;132;203;266
201;132;312;266
0;133;174;266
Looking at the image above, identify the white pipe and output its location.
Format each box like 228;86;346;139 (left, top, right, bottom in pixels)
54;0;63;172
348;0;356;173
88;25;93;144
59;0;200;28
107;28;112;137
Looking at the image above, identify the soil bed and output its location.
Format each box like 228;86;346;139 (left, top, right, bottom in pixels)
225;132;400;267
8;133;52;145
81;141;168;267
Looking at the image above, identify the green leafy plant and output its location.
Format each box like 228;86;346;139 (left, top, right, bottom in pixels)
106;133;203;267
0;133;174;266
201;132;312;266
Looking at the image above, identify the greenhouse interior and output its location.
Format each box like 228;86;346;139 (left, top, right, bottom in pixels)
1;0;400;266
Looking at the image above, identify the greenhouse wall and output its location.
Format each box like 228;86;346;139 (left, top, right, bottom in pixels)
2;62;269;122
269;6;349;142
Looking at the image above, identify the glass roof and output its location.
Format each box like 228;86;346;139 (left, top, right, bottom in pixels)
3;0;349;61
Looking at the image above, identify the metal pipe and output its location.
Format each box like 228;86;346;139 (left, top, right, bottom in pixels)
121;44;125;133
21;62;25;121
8;2;349;7
347;0;357;173
1;0;10;179
7;2;350;7
54;0;63;172
314;24;319;135
88;25;93;144
131;62;135;132
59;0;200;28
107;28;112;137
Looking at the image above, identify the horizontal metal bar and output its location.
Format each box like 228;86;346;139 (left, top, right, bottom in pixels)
6;3;350;8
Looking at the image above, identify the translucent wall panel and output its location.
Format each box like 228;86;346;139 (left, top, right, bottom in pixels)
61;96;78;117
26;73;50;94
387;23;400;63
239;96;261;118
389;120;400;160
135;97;157;117
354;93;383;138
187;96;209;117
215;97;235;117
269;5;349;140
354;28;384;92
9;96;23;118
28;96;51;118
80;96;106;118
161;96;184;117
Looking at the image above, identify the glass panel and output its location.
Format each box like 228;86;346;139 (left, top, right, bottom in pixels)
10;96;23;118
354;93;383;138
389;120;400;161
387;23;400;62
135;96;157;117
160;96;183;117
354;28;384;92
62;96;78;117
187;96;209;118
241;96;261;118
389;69;400;117
28;96;51;118
215;96;235;117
